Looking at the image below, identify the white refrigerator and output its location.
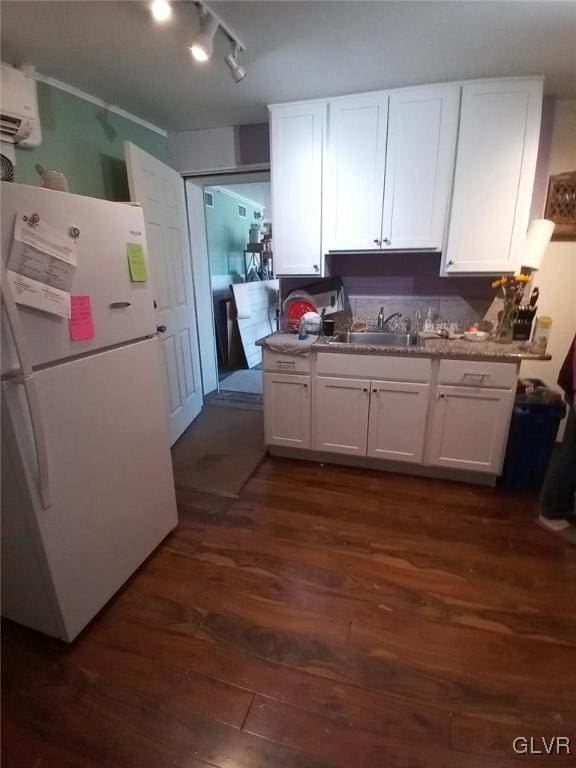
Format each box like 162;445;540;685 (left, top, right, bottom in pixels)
1;183;178;642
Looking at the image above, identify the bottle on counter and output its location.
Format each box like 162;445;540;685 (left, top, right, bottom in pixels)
531;316;552;355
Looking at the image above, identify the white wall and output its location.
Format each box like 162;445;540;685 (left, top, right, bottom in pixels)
168;123;270;175
521;99;576;405
169;127;238;174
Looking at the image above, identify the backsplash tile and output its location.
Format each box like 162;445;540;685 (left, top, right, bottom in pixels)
280;252;499;332
350;295;490;329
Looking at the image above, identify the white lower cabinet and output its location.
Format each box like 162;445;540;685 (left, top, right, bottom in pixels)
367;381;429;463
264;353;517;481
313;377;370;455
264;373;311;448
427;385;514;474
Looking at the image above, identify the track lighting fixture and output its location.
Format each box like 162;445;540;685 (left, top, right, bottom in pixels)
225;44;246;83
189;1;247;81
189;11;219;62
150;0;172;23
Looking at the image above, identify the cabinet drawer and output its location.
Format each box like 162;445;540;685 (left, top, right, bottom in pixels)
438;359;517;389
264;350;311;374
316;352;431;382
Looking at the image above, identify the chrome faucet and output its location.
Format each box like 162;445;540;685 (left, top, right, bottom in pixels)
377;309;402;331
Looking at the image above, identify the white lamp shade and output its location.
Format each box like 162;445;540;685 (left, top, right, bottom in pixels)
521;219;555;270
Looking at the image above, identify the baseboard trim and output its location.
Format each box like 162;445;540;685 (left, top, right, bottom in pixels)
268;447;497;486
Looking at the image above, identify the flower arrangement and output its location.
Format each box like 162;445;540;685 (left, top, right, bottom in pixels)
492;274;532;343
491;274;531;301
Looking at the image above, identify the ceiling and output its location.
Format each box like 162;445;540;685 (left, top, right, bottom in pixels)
1;1;575;133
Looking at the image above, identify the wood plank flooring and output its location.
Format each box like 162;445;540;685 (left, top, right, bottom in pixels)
3;457;576;767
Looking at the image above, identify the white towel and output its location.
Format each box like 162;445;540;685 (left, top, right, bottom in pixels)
263;333;318;356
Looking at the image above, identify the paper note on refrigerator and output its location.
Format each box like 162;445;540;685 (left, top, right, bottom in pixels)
7;270;71;319
69;295;95;341
126;242;148;282
9;212;78;292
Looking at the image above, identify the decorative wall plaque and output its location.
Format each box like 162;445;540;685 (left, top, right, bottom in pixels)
544;170;576;240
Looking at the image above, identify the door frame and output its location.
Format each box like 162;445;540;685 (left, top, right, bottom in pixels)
183;169;271;395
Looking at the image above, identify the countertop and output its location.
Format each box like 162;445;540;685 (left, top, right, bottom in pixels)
256;332;551;362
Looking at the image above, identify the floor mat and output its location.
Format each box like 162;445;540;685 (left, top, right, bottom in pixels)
171;404;265;498
220;368;263;394
206;390;263;411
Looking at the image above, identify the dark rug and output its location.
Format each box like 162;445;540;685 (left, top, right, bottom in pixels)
171;403;265;498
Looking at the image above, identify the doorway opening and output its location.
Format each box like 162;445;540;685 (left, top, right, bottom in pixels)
186;171;276;406
172;174;273;498
205;180;272;396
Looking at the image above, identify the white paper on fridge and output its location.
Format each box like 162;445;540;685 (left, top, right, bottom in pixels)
8;212;78;292
7;270;72;319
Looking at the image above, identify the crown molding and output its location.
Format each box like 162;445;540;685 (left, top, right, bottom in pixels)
34;71;168;137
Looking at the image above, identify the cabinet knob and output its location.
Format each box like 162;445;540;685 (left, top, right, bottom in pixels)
302;383;308;388
156;325;167;333
382;238;391;246
438;392;445;399
313;264;319;272
373;239;381;246
362;387;368;393
447;260;454;267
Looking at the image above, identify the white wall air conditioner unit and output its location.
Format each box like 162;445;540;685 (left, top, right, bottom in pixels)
0;64;42;148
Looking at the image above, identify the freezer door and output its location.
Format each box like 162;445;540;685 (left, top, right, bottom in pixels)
1;184;156;373
2;338;177;641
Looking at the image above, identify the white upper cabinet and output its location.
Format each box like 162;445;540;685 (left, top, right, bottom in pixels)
323;93;389;251
269;101;326;276
269;77;543;273
381;85;460;250
443;77;543;274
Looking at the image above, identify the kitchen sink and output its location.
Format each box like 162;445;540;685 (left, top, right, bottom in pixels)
329;331;420;347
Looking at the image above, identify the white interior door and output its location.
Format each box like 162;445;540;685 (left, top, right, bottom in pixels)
125;142;202;444
185;181;218;396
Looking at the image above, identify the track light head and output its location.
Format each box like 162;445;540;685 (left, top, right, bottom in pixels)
189;12;219;62
225;45;246;83
150;0;172;23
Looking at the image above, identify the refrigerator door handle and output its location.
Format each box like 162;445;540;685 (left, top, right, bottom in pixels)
21;373;52;509
2;267;52;508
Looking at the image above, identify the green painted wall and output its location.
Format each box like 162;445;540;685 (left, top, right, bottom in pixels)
14;82;169;201
205;188;262;278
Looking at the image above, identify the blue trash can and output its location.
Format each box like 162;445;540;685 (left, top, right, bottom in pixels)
500;380;567;491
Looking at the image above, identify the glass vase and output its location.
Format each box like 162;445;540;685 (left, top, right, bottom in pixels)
494;301;518;344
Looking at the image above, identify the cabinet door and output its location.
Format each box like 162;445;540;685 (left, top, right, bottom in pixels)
313;377;370;455
367;381;429;463
324;93;389;251
264;373;310;448
381;85;460;251
427;385;514;474
444;78;543;274
269;102;326;276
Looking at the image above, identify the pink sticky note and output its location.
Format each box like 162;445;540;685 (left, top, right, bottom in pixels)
70;295;95;342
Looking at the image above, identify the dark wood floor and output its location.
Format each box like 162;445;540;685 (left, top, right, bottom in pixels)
3;457;576;767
